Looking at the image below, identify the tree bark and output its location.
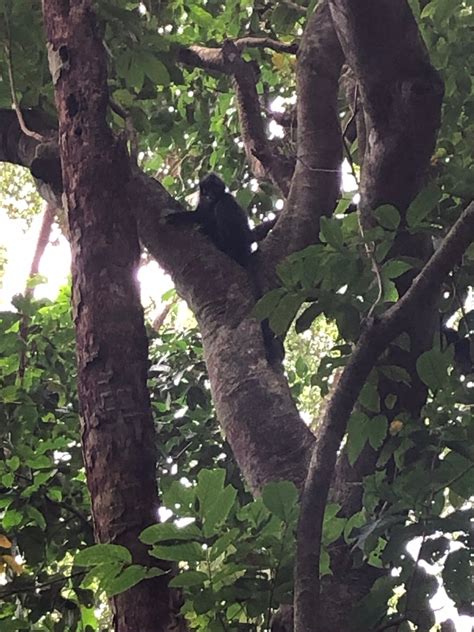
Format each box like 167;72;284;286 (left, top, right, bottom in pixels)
41;2;175;631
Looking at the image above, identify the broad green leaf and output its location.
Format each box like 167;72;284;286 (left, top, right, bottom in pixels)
416;349;450;389
190;6;214;28
169;570;208;588
81;562;123;589
25;455;52;469
151;541;205;562
262;480;298;522
2;509;23;530
197;469;225;511
209;529;239;561
203;485;237;537
103;564;147;597
378;365;411;385
319;547;331;576
406;183;442;227
347;412;370;466
382;279;399;303
268;292;302;337
140;52;170;86
320;216;344;251
75;544;132;567
374;205;400;230
0;385;19;402
335;305;360;341
382;260;413;279
367;415;388;450
322;515;346;545
442;548;472;609
140;522;202;545
252;288;286;321
25;506;46;530
359;382;380;412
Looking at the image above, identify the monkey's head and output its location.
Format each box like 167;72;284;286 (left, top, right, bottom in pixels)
199;173;226;202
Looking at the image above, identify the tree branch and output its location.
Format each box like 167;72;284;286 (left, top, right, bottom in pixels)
25;203;56;293
329;0;444;214
178;40;292;195
294;201;474;631
260;0;344;277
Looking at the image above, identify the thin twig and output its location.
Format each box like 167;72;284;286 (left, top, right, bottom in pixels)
295;155;340;173
109;97;138;162
0;570;85;599
3;8;45;143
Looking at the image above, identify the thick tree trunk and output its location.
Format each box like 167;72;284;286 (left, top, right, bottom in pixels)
42;3;174;631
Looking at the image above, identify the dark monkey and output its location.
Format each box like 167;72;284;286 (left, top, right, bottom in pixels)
170;173;283;363
170;173;253;267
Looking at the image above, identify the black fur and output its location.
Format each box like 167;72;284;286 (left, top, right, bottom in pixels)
170;173;252;267
170;173;283;364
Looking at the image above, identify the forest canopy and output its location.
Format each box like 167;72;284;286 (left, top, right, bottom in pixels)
0;1;473;632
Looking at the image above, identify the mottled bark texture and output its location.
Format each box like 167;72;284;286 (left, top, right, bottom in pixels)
129;172;316;492
41;2;175;631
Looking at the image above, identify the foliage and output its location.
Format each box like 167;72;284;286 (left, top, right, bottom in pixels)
0;165;43;227
0;0;473;630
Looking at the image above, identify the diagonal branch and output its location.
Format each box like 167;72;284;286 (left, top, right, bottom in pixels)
178;40;293;195
260;0;344;277
294;200;474;632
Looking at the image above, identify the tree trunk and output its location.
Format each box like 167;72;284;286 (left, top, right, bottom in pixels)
42;2;175;630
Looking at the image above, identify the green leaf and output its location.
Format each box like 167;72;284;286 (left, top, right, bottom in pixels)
3;509;23;529
374;205;400;230
209;529;239;561
140;52;170;86
103;564;148;598
320;216;344;251
416;349;450;389
347;412;370;466
81;562;123;589
140;522;201;545
197;469;225;510
406;183;442;227
335;305;360;341
162;481;195;514
359;382;380;412
203;484;237;537
25;455;52;469
319;547;331;576
378;365;411;385
367;415;388;450
382;259;413;279
75;544;132;567
323;514;346;545
25;506;46;530
151;541;205;562
442;547;473;611
261;480;298;522
169;570;208;588
252;288;286;321
189;6;214;28
0;385;19;402
268;292;302;337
